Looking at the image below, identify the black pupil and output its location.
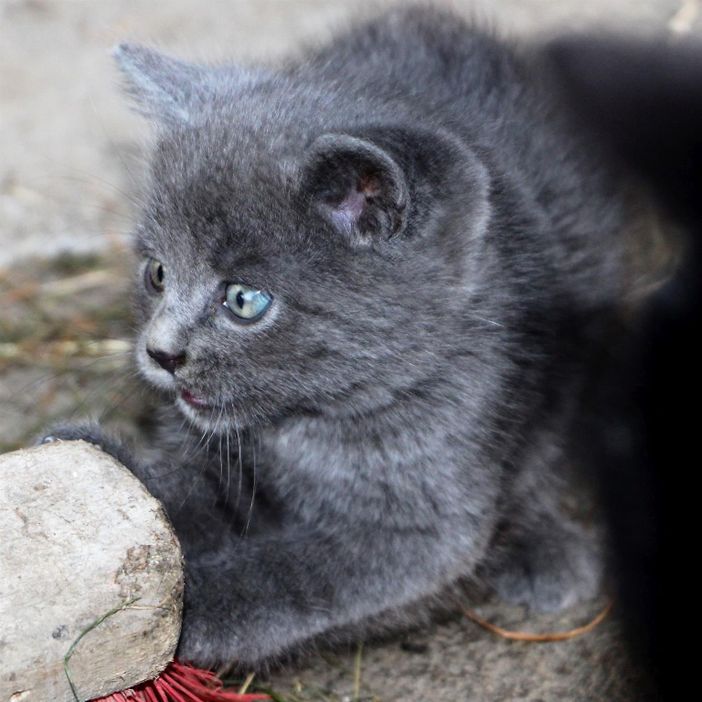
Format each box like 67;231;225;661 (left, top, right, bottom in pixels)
155;264;163;283
236;290;245;308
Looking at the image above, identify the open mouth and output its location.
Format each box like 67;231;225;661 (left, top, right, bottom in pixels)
179;388;212;411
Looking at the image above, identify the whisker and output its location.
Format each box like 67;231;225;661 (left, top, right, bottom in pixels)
235;421;243;515
471;315;506;329
217;425;224;492
223;428;233;517
242;429;258;538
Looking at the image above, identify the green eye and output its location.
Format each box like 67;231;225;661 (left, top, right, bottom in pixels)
145;258;165;293
223;283;273;322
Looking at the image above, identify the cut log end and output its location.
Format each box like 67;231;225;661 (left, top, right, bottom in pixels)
0;441;184;702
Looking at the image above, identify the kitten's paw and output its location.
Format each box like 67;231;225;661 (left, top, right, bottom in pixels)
176;610;228;668
36;421;135;471
38;421;101;446
177;566;287;669
177;591;253;669
490;523;602;612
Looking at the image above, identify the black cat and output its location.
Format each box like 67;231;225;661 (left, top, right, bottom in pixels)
549;36;702;698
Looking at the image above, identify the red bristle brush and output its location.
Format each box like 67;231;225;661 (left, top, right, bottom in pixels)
93;661;269;702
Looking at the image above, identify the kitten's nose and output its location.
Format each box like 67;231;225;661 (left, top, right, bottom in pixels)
147;347;186;375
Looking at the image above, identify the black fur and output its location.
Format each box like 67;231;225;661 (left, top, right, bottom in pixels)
548;36;702;698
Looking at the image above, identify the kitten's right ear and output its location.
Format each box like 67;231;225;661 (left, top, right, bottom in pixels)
112;43;211;125
301;134;409;247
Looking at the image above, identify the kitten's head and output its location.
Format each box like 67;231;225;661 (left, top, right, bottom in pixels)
115;44;492;432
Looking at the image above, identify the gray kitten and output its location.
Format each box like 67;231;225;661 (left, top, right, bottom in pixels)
48;6;633;668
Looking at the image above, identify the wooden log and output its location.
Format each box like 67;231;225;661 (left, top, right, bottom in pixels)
0;441;183;702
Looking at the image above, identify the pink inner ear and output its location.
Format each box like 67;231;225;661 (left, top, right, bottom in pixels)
332;188;367;232
330;174;381;232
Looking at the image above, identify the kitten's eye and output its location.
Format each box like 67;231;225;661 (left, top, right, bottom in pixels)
223;283;273;323
145;258;165;293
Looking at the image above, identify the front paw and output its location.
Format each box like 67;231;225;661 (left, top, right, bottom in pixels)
37;421;135;471
176;566;289;670
490;523;603;612
177;582;251;669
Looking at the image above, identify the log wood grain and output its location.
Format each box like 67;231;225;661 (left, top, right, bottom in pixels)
0;441;183;701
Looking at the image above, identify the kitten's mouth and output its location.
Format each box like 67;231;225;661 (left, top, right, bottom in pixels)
179;388;212;411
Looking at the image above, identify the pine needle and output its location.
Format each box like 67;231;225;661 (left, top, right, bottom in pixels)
462;600;613;642
239;672;257;695
64;597;140;701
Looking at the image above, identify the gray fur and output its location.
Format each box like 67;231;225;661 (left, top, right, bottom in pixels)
51;6;631;668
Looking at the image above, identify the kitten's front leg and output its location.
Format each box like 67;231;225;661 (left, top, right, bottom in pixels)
177;525;471;668
38;421;143;478
36;423;224;539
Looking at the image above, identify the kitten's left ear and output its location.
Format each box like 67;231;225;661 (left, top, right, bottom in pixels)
301;134;409;245
112;43;214;125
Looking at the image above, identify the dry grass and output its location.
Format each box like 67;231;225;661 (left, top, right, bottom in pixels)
0;248;144;453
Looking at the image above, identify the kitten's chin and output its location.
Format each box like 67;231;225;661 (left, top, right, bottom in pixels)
175;393;241;434
175;395;220;430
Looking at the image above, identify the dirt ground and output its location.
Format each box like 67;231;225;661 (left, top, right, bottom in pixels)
2;1;699;699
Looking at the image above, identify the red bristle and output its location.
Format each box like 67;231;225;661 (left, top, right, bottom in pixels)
92;660;270;702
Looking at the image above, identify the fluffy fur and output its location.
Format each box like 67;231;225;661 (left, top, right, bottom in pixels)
48;6;636;668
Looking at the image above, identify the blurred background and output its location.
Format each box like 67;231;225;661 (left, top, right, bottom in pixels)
1;1;699;700
2;0;700;268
